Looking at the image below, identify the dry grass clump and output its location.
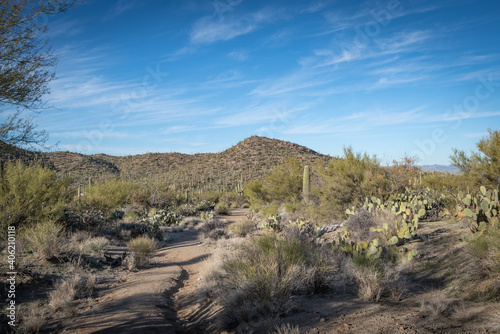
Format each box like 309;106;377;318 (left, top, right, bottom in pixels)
270;323;300;334
343;256;407;302
126;236;158;269
198;218;230;241
346;208;397;243
491;313;500;332
23;221;65;260
80;236;109;254
229;219;256;237
419;290;454;319
451;301;477;323
49;273;97;312
198;232;337;330
18;305;45;334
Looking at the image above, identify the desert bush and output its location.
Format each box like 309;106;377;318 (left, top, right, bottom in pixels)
345;209;380;243
127;236;158;268
23;221;65;260
199;218;229;241
82;178;137;214
177;203;198;216
0;161;71;230
220;191;246;208
215;202;229;215
342;248;408;302
467;224;500;275
80;236;109;254
49;273;96;311
450;129;500;187
194;200;216;211
202;232;337;330
314;147;390;220
229;219;256;237
151;210;182;226
419;291;454;319
18;305;45;334
387;155;422;192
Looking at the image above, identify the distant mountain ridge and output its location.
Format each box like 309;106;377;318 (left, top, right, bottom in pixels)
0;136;330;189
420;164;460;174
0;137;462;188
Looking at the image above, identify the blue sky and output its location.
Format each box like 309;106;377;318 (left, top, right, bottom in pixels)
35;0;500;164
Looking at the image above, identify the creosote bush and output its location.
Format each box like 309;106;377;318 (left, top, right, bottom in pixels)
0;161;71;230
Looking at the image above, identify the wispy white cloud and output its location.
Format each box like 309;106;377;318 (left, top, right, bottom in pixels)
227;50;249;61
190;7;282;44
284;107;427;135
105;0;139;19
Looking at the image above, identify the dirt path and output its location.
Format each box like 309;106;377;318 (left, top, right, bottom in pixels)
51;209;249;334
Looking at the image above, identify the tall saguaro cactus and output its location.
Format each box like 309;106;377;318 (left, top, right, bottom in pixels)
303;165;310;202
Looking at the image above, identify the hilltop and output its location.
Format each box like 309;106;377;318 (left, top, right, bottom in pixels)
0;136;330;190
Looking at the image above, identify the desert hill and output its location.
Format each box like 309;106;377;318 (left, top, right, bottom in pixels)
0;136;330;190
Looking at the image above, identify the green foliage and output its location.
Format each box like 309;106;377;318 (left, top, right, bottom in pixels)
313;147;390;219
245;158;304;207
83;178;137;213
0;160;71;229
177;203;198;216
151;210;182;226
127;236;158;268
450;129;500;186
194;200;216;212
262;204;279;217
452;187;499;234
215;202;229;215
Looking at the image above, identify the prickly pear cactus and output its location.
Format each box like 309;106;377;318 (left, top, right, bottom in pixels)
452;186;499;234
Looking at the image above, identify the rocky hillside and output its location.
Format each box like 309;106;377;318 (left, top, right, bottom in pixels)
0;136;331;190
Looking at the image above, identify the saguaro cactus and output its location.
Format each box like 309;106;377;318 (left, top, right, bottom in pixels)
303;165;310;202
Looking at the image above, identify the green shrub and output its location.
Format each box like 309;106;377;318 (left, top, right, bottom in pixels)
215;202;229;215
312;147;390;220
0;161;71;230
80;237;109;254
450;129;500;187
83;178;137;214
262;205;279;217
127;236;158;268
194;200;215;211
177;204;198;216
468;224;500;275
151;210;182;226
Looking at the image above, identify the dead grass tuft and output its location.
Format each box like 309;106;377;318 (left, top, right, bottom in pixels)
18;305;45;334
49;273;96;312
419;290;454;319
270;323;300;334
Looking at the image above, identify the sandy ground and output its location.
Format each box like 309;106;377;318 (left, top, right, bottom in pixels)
43;209;249;334
40;212;500;334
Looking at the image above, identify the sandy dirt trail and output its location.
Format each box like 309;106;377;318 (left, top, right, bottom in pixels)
53;209;249;334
